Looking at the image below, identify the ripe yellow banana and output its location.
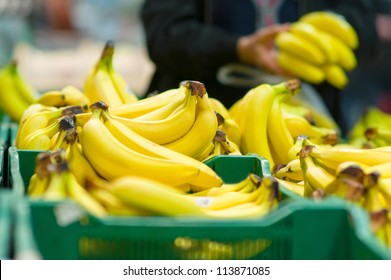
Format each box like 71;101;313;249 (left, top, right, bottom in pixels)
299;11;359;49
275;31;326;65
109;88;185;118
276;178;304;197
0;61;32;122
110;81;198;145
323;63;348;89
37;85;90;110
240;80;301;171
101;110;222;190
277;51;325;84
283;112;338;143
267;95;294;165
274;158;304;182
108;67;139;104
163;83;219;160
108;175;207;217
84;41;127;107
64;170;108;218
290;21;338;63
80;104;221;190
322;32;357;71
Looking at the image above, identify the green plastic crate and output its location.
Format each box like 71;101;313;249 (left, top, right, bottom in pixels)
8;147;391;260
0;190;13;259
9;123;18;147
0;121;9;148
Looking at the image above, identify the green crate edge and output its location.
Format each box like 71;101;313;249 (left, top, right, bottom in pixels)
8;147;391;260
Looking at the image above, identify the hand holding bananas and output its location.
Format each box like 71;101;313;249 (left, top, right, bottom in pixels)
275;11;359;89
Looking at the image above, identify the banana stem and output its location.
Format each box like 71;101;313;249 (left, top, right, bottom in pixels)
273;79;301;96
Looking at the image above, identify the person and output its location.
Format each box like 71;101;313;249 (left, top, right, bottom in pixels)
140;0;381;135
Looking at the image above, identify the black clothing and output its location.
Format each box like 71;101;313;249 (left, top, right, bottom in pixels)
140;0;379;133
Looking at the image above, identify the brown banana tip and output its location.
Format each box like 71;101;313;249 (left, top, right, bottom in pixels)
215;111;225;126
213;129;226;142
59;115;76;131
269;177;280;200
56;160;70;173
101;40;115;59
338;166;365;182
344;179;366;201
323;133;339;145
273;163;286;174
62;105;83;116
89;101;109;111
364;127;378;140
369;209;388;231
299;145;314;158
365;171;380;187
180;80;206;97
65;127;78;144
284;79;301;94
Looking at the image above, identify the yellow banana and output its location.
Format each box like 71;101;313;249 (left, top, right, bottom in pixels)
209;97;231;120
277;51;325;84
19;118;62;150
108;67;139;104
322;32;357;71
110;80;198;145
84;41;124;107
163;83;218;160
109;88;185;118
36;86;90;110
240;80;301;171
64;171;108;218
287;134;308;161
275;31;326;65
299;11;359;49
0;61;31;122
290;21;337;63
42;163;68;201
101;109;222;190
80;104;222;190
267;95;294;165
276;178;304;197
323;63;348;89
283;112;338;142
274;158;304;182
108;176;207;217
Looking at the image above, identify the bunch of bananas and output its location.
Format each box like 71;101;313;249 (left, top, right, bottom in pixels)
0;60;39;122
230;79;339;171
36;85;90;111
84;40;139;107
348;107;391;148
27;147;280;219
274;136;391;248
275;11;358;89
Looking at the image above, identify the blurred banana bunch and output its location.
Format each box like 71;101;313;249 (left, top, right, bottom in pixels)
276;11;358;89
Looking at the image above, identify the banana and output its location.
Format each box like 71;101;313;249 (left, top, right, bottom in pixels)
80;104;222;190
283;112;338;143
310;144;391;167
240;80;301;171
36;86;90;110
64;170;108;218
323;63;348;89
274;158;304;182
162;83;219;160
108;175;207;217
276;178;304;196
299;145;336;196
0;61;32;122
108;66;139;104
215;112;241;147
88;187;151;216
84;41;126;107
277;51;325;84
322;32;357;71
267;95;294;165
110;80;198;145
209;97;231;120
290;21;338;63
16;105;82;148
42;161;68;201
109;88;185;118
275;31;326;65
287;134;308;161
299;11;359;49
100;109;222;190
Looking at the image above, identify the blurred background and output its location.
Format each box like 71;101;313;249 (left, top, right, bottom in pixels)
0;0;390;128
0;0;153;97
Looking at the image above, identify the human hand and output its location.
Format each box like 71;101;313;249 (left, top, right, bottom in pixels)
237;23;292;77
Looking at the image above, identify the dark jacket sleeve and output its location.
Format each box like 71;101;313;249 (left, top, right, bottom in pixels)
140;0;241;82
299;0;379;62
